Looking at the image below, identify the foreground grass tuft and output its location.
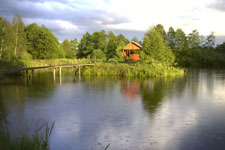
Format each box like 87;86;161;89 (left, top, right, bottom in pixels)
0;122;54;150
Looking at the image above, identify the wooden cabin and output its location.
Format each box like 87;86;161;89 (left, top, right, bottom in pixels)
122;41;142;61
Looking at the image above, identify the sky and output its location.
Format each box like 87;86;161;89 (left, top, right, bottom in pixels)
0;0;225;43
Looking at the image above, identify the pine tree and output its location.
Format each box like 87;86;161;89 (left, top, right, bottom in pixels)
77;32;91;58
167;26;176;49
154;24;166;42
204;32;215;49
187;29;201;49
174;28;188;54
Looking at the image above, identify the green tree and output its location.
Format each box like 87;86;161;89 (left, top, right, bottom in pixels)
204;32;215;49
115;41;126;60
187;29;201;49
62;39;73;58
106;31;118;61
167;26;176;49
25;24;64;59
90;30;107;51
25;23;41;58
215;42;225;54
0;17;10;60
131;36;139;43
117;34;129;44
12;14;27;58
86;30;107;59
71;38;78;57
174;28;187;50
143;27;174;65
77;32;91;58
90;49;106;61
114;34;129;60
154;24;166;41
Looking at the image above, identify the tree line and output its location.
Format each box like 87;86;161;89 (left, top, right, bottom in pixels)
0;14;225;68
142;24;225;67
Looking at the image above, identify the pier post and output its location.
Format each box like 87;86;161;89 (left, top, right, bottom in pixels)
59;67;62;76
73;66;76;76
59;74;62;85
26;70;28;77
78;65;80;76
53;68;56;82
32;70;34;78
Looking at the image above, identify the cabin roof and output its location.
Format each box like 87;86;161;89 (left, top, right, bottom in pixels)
123;41;142;51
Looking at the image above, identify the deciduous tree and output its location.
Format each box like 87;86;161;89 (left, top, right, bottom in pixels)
12;14;26;58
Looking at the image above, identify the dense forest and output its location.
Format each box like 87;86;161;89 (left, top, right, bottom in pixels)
0;14;225;69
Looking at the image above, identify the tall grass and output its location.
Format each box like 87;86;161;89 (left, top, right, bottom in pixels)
30;58;91;67
80;61;184;78
0;109;54;150
29;59;184;78
1;58;184;78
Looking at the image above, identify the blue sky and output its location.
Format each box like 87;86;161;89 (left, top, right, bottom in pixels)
0;0;225;43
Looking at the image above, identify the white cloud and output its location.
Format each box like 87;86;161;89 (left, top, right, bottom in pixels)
24;18;79;34
101;0;225;36
1;0;225;40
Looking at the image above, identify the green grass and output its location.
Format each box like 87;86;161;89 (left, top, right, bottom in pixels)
80;61;184;78
29;58;90;67
0;107;54;150
28;59;184;77
0;123;54;150
1;58;184;78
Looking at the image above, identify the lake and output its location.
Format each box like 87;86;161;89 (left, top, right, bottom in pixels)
1;69;225;150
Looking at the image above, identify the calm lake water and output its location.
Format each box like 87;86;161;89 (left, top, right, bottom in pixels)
1;69;225;150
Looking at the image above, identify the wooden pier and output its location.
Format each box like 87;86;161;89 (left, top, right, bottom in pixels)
0;64;95;79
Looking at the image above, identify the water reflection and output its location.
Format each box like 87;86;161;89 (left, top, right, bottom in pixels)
140;79;174;114
1;70;225;149
122;80;140;101
0;71;57;135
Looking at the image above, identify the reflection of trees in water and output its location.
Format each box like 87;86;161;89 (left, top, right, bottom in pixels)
185;69;215;98
0;83;27;115
140;78;180;115
27;71;57;99
186;70;201;97
0;71;57;115
81;76;121;94
0;71;57;136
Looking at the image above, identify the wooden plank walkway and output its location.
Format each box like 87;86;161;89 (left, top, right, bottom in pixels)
0;64;95;82
1;64;94;73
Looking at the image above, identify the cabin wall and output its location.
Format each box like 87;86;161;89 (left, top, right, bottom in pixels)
123;52;140;61
129;54;140;61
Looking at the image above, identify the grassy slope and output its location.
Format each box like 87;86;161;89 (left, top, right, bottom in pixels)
29;59;184;77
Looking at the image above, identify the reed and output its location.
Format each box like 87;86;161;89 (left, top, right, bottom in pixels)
80;62;184;78
0;109;54;150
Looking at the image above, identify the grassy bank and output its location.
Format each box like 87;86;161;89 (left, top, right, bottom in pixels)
29;59;184;77
80;62;184;77
1;58;184;78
